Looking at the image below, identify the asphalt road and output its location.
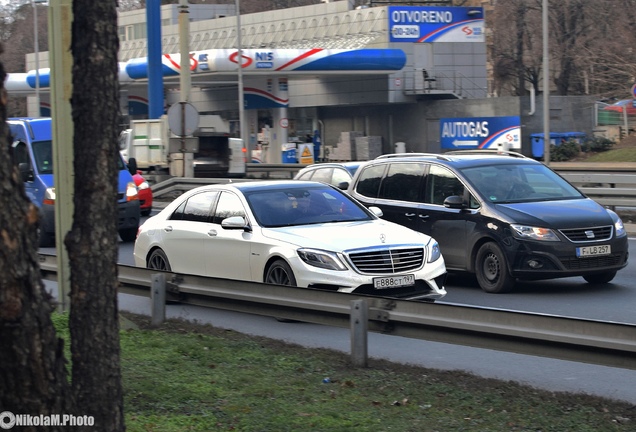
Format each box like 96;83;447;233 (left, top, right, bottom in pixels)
42;235;636;404
440;250;636;325
112;237;636;325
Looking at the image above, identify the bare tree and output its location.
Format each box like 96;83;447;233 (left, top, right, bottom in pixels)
137;0;324;13
578;0;636;98
490;0;549;96
549;0;588;95
490;0;636;97
490;0;536;96
117;0;142;12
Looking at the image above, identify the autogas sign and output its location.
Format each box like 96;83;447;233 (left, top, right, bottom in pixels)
440;116;521;150
389;6;485;43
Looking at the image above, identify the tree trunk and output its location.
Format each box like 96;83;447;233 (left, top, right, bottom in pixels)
67;1;125;430
0;51;74;431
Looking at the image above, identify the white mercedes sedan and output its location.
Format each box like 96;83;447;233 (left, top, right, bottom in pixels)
134;180;447;301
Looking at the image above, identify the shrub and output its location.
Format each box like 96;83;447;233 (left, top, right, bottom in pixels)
550;139;580;161
581;136;615;153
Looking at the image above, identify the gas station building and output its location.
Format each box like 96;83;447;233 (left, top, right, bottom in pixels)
21;0;517;162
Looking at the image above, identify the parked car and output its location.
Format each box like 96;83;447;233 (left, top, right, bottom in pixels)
294;161;364;189
346;150;629;293
132;171;153;216
601;99;636;115
597;99;636;125
134;180;447;301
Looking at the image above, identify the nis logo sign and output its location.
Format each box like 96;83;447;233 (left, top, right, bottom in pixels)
255;52;274;69
228;51;275;68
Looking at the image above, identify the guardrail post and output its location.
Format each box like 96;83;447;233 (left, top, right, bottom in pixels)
350;299;368;367
151;273;166;327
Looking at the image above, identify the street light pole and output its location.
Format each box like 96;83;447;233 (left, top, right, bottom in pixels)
235;0;247;154
542;0;550;165
32;0;40;116
31;0;48;117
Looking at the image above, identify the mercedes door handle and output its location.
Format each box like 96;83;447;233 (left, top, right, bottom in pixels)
163;226;173;232
208;229;218;237
418;214;430;220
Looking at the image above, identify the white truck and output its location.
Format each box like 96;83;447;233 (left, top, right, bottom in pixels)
119;115;245;177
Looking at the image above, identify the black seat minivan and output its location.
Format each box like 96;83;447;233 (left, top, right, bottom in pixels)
347;150;629;293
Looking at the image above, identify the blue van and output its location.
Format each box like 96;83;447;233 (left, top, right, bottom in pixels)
9;117;140;247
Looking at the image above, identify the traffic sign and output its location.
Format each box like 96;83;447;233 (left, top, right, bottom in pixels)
167;102;199;137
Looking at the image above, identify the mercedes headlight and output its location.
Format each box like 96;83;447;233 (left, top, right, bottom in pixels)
297;248;347;271
427;239;442;263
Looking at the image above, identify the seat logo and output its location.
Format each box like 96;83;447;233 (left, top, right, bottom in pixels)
585;230;595;239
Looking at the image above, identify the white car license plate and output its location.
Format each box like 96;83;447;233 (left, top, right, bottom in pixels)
373;274;415;289
576;244;611;258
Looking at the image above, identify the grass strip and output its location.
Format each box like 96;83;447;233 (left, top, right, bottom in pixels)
52;312;634;431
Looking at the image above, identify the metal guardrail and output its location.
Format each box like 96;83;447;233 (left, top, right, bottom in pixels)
150;176;256;200
38;254;636;370
558;172;636;209
151;165;636;209
246;163;305;179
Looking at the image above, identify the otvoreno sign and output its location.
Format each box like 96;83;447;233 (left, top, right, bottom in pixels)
440;116;521;150
389;6;485;43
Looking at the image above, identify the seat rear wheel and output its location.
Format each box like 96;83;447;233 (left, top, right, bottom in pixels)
475;242;514;293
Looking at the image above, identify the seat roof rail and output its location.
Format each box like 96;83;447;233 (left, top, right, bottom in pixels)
444;149;528;159
375;152;451;161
